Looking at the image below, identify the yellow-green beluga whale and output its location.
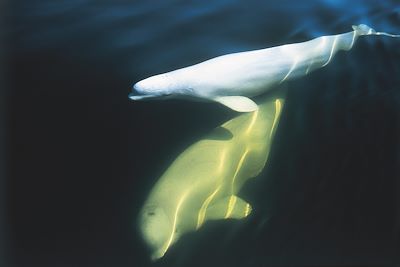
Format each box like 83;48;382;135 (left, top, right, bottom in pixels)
130;24;399;112
138;93;285;260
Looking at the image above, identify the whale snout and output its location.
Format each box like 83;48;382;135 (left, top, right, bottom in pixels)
139;204;174;260
128;83;143;100
132;80;147;95
129;80;157;100
129;74;174;101
134;76;163;93
133;80;145;92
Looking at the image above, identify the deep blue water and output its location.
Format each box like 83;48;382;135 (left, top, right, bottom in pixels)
4;0;400;266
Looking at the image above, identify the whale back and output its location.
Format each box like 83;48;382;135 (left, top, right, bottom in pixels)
131;24;400;112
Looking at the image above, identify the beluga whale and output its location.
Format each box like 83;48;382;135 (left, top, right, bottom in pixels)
130;24;399;112
138;92;285;260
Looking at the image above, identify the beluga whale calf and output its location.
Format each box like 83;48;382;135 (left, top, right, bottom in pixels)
130;24;399;112
138;93;285;260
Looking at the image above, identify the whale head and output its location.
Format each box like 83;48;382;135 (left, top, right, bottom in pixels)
139;204;176;261
130;73;178;100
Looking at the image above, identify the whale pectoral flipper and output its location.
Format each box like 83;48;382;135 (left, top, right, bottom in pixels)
214;96;258;112
205;195;252;221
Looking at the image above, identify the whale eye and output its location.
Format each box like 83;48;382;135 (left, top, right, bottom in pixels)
144;205;158;217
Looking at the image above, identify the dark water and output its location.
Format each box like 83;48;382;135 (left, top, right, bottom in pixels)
4;0;400;266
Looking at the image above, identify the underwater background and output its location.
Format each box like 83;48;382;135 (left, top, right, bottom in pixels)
3;0;400;266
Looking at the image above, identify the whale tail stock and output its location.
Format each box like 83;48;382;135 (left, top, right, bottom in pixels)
352;24;400;38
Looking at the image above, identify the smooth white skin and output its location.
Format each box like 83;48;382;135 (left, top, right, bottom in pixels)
138;95;284;260
130;24;398;104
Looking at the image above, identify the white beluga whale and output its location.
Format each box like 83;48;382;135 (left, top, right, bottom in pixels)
130;24;399;112
138;93;285;260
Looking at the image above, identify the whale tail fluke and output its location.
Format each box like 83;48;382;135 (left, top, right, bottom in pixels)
352;24;400;38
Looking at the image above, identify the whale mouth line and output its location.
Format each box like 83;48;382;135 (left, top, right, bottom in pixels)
128;93;154;100
128;92;172;101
